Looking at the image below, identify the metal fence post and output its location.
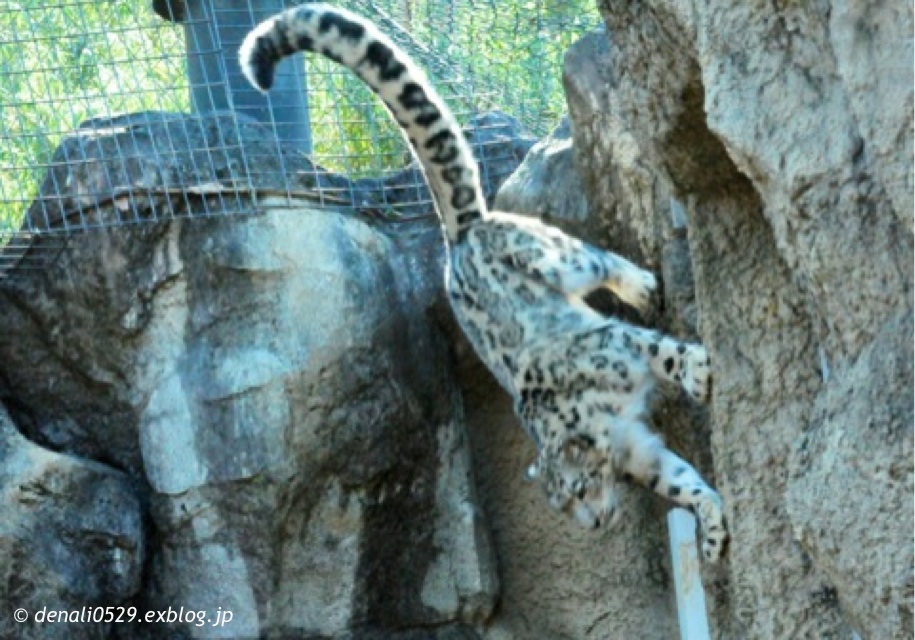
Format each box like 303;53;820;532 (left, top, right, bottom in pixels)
154;0;313;152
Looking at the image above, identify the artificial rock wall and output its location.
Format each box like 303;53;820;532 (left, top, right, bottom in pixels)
555;2;911;637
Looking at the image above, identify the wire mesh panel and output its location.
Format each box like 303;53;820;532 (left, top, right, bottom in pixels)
0;0;600;277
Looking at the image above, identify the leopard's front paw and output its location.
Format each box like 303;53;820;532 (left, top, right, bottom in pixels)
612;268;658;313
681;345;711;402
695;492;728;563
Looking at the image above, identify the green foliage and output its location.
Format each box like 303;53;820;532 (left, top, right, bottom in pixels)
0;0;187;231
399;0;598;129
305;57;409;177
0;0;600;232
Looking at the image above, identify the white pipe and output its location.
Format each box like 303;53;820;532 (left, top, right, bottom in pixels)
668;508;711;640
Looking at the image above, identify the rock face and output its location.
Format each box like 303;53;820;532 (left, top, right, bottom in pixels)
0;405;143;640
0;205;498;637
552;2;911;638
0;105;535;637
495;119;591;236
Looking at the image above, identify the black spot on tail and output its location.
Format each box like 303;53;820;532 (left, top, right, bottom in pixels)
502;354;516;373
363;40;406;81
399;82;430;109
397;83;442;127
451;185;476;209
441;166;464;185
424;130;459;164
296;33;314;51
319;12;366;41
415;111;441;127
250;38;279;90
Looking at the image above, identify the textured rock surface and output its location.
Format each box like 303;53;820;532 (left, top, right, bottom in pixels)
0;405;143;640
0;103;542;637
494;119;591;235
0;206;498;638
555;2;912;638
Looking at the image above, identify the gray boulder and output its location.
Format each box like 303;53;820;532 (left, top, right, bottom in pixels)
0;200;498;637
495;118;590;234
0;405;143;639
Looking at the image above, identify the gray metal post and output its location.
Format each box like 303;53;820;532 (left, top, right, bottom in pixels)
154;0;313;152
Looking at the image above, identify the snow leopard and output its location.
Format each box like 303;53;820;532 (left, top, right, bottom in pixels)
239;3;728;561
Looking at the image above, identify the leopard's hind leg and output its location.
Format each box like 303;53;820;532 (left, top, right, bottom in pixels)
609;418;728;562
526;438;621;530
553;323;711;402
612;326;712;402
488;222;658;312
519;399;621;530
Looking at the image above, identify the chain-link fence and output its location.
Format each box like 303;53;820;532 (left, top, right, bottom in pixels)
0;0;599;276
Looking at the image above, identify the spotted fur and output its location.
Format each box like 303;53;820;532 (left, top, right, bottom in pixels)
240;4;728;561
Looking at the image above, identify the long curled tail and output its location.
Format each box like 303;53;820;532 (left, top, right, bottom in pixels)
239;3;486;243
